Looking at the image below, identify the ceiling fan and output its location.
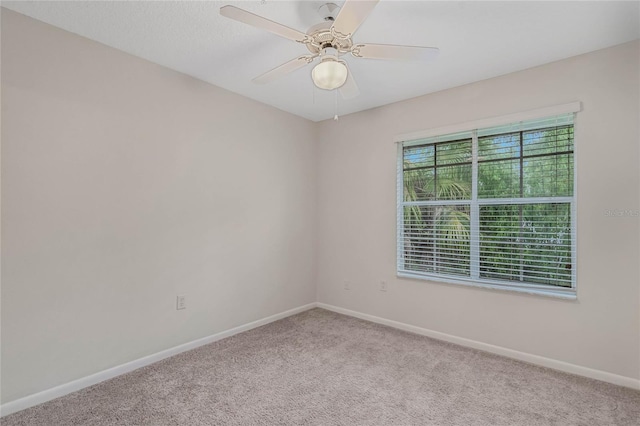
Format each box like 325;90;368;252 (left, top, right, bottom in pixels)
220;0;439;99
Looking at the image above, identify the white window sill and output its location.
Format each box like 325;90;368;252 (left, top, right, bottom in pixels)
397;271;577;300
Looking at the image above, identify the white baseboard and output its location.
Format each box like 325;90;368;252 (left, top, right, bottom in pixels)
3;301;638;417
0;303;317;417
317;303;640;391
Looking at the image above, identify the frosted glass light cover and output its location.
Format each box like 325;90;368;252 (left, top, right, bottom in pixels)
312;60;348;90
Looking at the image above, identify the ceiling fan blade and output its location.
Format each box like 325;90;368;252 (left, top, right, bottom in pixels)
331;0;380;39
220;5;308;43
339;65;360;100
352;43;440;61
253;55;317;85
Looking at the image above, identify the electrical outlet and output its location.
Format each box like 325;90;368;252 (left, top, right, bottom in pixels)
380;281;388;292
343;280;351;290
176;295;186;310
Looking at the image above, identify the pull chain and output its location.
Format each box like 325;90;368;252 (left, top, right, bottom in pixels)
333;89;339;121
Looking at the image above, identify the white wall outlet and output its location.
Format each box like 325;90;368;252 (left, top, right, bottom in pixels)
343;280;351;290
380;281;388;292
176;295;186;310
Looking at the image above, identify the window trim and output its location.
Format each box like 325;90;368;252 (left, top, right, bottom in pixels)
395;102;581;144
396;104;580;300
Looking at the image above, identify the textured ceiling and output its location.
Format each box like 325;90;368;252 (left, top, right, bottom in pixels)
3;1;639;122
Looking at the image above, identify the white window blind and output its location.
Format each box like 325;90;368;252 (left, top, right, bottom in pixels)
397;113;576;297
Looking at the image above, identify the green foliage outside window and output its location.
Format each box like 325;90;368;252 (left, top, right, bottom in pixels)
402;126;573;287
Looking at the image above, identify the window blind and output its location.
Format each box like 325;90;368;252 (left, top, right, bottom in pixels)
398;113;576;295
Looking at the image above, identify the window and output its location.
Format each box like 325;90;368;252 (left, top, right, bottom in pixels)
397;114;576;298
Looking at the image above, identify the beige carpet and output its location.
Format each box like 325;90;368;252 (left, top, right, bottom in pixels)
3;308;639;425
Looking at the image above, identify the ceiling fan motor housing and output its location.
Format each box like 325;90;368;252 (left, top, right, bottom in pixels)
305;22;352;55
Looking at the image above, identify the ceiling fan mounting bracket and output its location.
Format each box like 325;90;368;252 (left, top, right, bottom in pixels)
318;3;340;22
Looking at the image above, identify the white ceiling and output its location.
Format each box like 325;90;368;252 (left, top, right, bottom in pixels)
3;1;639;122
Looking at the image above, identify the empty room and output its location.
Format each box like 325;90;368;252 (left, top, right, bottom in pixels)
1;1;639;425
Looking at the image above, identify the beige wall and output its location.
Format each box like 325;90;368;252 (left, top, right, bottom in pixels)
1;10;317;403
316;41;640;380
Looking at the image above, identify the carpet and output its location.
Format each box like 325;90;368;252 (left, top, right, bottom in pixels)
2;308;639;425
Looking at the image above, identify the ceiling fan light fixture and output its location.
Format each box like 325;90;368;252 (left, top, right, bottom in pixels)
312;53;348;90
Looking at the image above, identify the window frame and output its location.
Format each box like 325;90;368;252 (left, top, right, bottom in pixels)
396;104;579;300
